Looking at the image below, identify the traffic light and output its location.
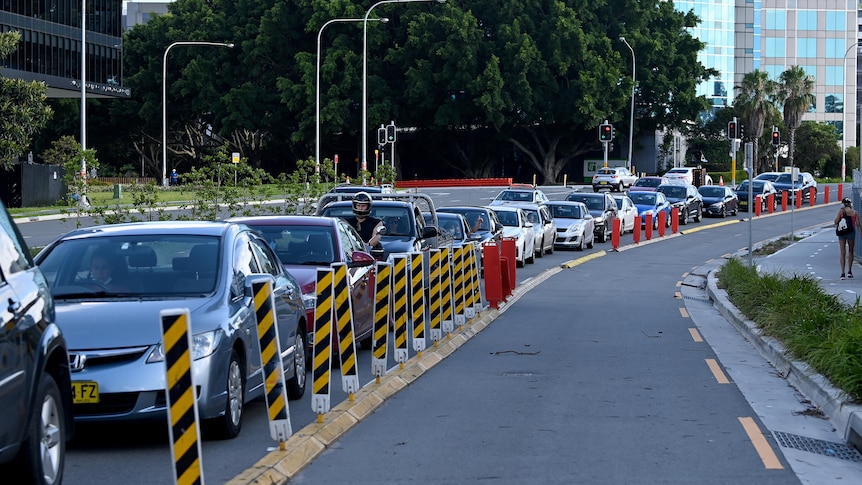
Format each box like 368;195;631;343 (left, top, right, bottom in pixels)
727;120;737;140
771;129;780;147
386;124;397;143
599;123;613;142
377;127;386;145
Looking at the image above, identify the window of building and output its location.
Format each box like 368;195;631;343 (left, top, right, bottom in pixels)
797;38;817;58
825;94;844;113
765;10;786;29
765;37;786;57
797;10;817;30
825;65;844;86
825;39;847;58
825;11;846;31
826;120;844;136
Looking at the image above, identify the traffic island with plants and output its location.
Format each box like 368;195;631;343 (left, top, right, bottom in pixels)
717;256;862;402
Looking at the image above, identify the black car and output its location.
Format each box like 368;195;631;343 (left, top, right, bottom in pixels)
564;192;618;242
735;180;778;212
656;183;703;224
437;206;504;247
0;199;73;485
698;185;739;217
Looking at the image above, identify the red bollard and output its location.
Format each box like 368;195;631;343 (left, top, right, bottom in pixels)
501;237;517;290
781;191;788;211
633;216;641;244
795;191;803;209
645;214;653;240
612;218;621;250
499;257;511;299
482;242;503;309
767;193;775;213
754;195;761;217
809;187;816;207
670;207;678;234
825;186;831;204
839;184;844;201
658;210;667;237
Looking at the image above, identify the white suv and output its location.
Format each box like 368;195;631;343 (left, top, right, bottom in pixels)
592;167;638;192
665;167;713;186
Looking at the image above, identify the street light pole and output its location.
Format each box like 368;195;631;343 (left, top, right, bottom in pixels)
80;1;87;181
162;41;234;187
362;0;446;170
842;41;861;182
620;36;636;173
317;17;388;172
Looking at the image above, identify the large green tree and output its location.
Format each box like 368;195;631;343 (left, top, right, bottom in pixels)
793;121;841;177
733;70;779;173
776;65;816;169
0;31;53;170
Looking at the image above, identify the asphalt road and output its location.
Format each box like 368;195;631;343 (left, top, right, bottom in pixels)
13;184;852;484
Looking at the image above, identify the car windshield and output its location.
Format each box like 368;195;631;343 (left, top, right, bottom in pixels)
659;186;687;199
775;173;799;184
634;178;661;188
597;168;614;175
699;187;725;197
550;204;584;219
246;225;335;265
494;210;520;227
496;190;533;202
756;173;780;181
738;181;765;192
37;235;221;297
566;195;604;211
322;205;413;236
629;193;657;205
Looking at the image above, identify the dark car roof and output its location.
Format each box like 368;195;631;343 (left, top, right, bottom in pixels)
227;215;337;228
56;221;235;240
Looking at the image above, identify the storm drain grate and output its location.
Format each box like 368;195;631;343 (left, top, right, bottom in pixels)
682;295;711;303
772;431;862;462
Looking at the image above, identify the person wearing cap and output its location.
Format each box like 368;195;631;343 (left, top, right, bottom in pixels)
170;168;179;186
835;197;862;279
345;191;384;247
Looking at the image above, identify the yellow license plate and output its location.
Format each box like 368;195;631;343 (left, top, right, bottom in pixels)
72;381;100;404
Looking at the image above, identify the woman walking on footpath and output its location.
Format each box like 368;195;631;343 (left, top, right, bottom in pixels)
835;197;862;279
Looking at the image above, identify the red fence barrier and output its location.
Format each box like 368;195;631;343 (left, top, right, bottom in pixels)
396;178;513;189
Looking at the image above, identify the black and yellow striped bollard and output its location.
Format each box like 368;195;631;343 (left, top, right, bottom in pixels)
453;245;466;330
410;251;426;357
372;261;392;382
392;254;410;368
428;249;442;345
311;268;334;423
439;246;454;336
332;263;359;400
160;308;204;485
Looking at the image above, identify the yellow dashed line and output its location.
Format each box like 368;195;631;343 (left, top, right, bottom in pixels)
738;417;784;469
688;328;703;342
678;307;689;318
706;358;730;384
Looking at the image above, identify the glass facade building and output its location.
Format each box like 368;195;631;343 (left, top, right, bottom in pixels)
0;0;129;98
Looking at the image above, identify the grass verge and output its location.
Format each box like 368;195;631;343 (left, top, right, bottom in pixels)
717;257;862;402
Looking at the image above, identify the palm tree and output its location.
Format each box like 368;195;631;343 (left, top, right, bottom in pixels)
734;70;779;173
776;66;816;169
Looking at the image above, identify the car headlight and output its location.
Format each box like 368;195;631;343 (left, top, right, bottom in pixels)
301;292;316;311
709;202;724;209
146;330;221;363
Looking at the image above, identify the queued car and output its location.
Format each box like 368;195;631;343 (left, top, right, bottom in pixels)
753;171;783;183
627;176;669;193
511;203;555;258
488;205;535;267
34;221;308;439
611;194;637;233
328;183;395;194
489;184;549;206
564;191;618;243
437;206;504;247
592;167;638;192
698;185;739;217
628;191;672;229
656;183;703;224
771;172;807;201
664;167;713;186
735;179;778;212
546;201;595;251
0;199;74;485
227;216;377;352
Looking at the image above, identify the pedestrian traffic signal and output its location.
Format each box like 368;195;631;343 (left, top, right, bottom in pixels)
771;129;780;147
727;120;737;140
599;123;613;142
377;127;386;145
386;124;396;143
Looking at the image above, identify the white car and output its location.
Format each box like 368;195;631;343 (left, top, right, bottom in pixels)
488;206;536;267
592;167;638;192
512;203;555;258
611;194;637;233
664;167;713;186
546;201;595;251
488;184;550;206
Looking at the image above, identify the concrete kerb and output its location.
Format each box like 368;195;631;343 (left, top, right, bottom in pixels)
705;269;862;451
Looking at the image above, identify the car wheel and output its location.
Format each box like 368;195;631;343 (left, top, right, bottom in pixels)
546;240;554;254
287;327;307;400
577;237;585;251
536;237;544;258
207;349;244;439
694;206;702;222
10;374;65;485
526;245;535;264
680;209;688;225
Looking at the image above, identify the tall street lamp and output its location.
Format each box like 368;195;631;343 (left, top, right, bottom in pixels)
362;0;446;170
619;36;636;172
842;41;861;182
162;41;234;186
317;17;388;171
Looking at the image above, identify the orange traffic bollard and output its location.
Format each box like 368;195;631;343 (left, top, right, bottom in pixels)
612;218;621;250
658;210;667;237
482;242;503;309
809;187;816;207
781;191;788;211
795;191;803;209
839;184;844;200
767;193;775;213
633;216;641;244
825;186;830;204
645;214;653;240
501;237;517;291
754;195;761;217
670;207;678;234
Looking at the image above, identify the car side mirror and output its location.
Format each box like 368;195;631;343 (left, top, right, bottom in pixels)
348;251;375;268
420;226;438;239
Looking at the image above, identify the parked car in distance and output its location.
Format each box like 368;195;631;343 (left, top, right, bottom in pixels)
771;172;808;201
0;199;73;485
227;215;377;352
664;167;713;186
564;191;618;242
489;185;549;206
488;206;535;267
735;179;778;212
328;183;394;194
656;183;703;224
512;203;555;257
546;201;595;251
34;221;308;440
753;171;783;183
628;191;672;229
627;176;670;192
611;194;637;233
698;185;739;217
592;167;638;192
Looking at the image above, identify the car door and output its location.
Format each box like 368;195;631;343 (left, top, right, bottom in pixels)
539;205;554;247
338;220;375;339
